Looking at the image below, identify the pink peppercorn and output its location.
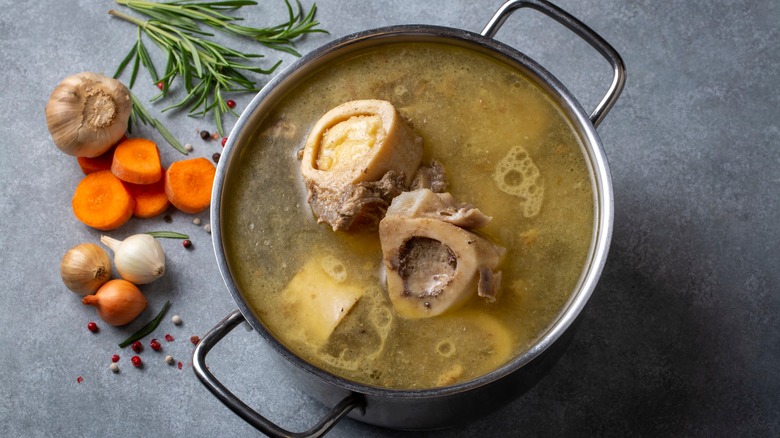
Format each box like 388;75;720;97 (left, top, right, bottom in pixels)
150;339;162;351
131;341;143;353
111;355;120;363
87;322;99;333
131;356;143;368
226;99;236;109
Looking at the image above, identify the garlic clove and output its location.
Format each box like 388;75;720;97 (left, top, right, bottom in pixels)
101;234;166;285
60;243;112;296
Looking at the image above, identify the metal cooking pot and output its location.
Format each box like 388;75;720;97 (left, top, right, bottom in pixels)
193;0;625;435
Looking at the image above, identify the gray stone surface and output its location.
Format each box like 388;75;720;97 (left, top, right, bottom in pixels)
1;0;778;436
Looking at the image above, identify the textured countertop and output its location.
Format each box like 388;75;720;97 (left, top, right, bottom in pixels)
1;0;778;436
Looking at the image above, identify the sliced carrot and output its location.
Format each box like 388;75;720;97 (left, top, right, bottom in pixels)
72;170;134;230
77;135;126;175
111;138;162;184
125;169;170;218
165;157;216;214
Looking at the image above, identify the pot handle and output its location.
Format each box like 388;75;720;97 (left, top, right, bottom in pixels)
481;0;626;127
193;310;364;437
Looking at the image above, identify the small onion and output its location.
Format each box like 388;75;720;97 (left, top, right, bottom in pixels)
100;234;166;285
45;72;132;157
60;243;112;296
82;279;148;326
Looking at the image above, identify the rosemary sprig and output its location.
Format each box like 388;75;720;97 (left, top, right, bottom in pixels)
128;92;188;154
116;0;326;56
110;0;325;137
118;300;171;348
146;231;190;239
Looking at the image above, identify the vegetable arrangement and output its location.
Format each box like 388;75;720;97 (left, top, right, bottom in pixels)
47;0;327;376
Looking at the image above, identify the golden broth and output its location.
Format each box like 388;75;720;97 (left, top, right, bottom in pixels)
223;42;594;389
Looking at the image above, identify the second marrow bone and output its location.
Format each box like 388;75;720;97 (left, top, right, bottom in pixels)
380;193;505;319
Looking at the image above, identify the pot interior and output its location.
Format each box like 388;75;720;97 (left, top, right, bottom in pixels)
212;28;611;394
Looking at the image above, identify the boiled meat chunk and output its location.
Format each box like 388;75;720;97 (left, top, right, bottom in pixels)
379;190;505;319
386;189;493;229
300;100;423;231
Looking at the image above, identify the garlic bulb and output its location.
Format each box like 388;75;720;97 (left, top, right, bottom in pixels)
45;72;132;157
60;243;112;295
100;234;166;285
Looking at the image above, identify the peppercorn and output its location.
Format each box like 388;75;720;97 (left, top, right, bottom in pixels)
87;321;99;333
212;152;220;163
184;143;194;152
165;355;174;365
131;341;143;353
150;339;162;351
182;239;193;249
226;99;236;109
221;137;228;147
109;363;119;373
171;314;183;325
111;354;120;363
156;81;164;90
199;130;210;140
131;356;143;368
190;335;200;345
164;214;173;223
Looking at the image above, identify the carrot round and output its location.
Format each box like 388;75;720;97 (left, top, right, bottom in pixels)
125;169;170;218
111;137;162;184
77;136;126;175
72;170;134;230
165;158;216;214
77;145;116;175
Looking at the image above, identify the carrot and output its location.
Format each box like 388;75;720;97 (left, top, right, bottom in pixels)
165;157;216;214
72;170;134;230
111;137;162;184
77;146;115;174
125;169;170;218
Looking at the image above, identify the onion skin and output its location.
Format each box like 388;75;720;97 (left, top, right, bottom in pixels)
60;243;112;296
45;72;132;157
82;279;148;326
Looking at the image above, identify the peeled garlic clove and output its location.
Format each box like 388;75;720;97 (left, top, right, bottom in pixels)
100;234;165;285
45;72;132;157
60;243;112;296
300;100;423;231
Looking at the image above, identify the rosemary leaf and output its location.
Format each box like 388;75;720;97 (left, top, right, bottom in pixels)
118;301;172;348
146;231;190;239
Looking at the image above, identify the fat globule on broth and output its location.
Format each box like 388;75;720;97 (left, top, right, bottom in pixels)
223;42;594;389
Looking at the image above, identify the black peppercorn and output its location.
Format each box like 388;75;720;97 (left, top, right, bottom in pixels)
199;130;210;140
212;152;220;163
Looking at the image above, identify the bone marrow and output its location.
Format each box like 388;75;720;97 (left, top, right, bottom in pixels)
300;100;423;231
380;189;505;319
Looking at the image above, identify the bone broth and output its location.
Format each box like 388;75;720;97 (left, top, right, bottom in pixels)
223;42;594;389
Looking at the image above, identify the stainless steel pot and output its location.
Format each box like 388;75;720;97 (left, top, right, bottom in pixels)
194;0;625;435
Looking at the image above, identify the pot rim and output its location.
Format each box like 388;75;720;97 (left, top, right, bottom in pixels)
211;23;613;399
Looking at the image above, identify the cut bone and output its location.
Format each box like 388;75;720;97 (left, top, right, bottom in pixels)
380;212;505;319
300;100;423;231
